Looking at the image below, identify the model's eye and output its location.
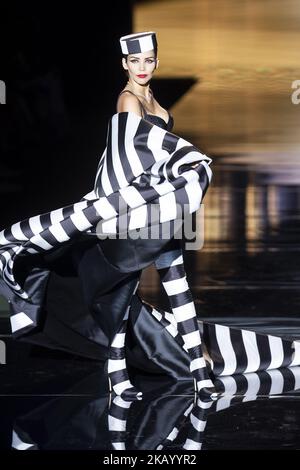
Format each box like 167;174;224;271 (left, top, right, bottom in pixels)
130;60;138;63
146;60;155;63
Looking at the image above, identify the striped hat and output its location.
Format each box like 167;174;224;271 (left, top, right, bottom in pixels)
119;31;157;55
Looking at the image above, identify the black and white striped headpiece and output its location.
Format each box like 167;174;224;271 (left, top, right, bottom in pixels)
119;31;157;55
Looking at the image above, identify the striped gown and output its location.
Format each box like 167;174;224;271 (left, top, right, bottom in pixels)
0;111;299;401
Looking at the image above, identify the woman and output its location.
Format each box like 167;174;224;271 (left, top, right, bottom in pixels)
1;31;299;405
105;31;217;399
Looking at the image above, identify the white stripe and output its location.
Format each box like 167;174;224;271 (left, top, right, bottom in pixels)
190;357;206;371
217;375;237;395
185;179;203;213
70;211;92;232
172;301;197;322
108;415;126;432
128;205;148;230
10;312;34;333
120;185;146;208
242;330;261;373
164;312;178;327
215;324;237;376
163;277;189;295
244;372;261;397
111;333;126;348
112;380;135;396
166;324;179;338
49;224;70;243
151;309;162;322
183;439;202;450
94;198;117;219
0;230;10;245
112;443;126;450
268;335;284;370
12;430;34;450
266;369;284;395
147;125;168;163
100;218;117;234
216;397;234;412
182;330;201;349
10;222;28;241
107;358;126;373
196;379;214;390
29;234;53;250
112;396;132;409
159;192;177;223
171;254;183;266
166;427;179;441
28;215;44;235
190;414;207;432
50;208;65;224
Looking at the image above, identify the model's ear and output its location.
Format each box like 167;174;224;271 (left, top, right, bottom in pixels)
122;57;128;71
155;58;159;69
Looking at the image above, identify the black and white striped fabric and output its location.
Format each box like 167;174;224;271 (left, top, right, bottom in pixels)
0;111;212;334
141;295;300;376
156;365;300;450
108;283;143;399
202;322;300;376
154;246;217;398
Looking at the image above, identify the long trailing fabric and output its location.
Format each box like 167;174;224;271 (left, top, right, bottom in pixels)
0;110;300;386
0;111;211;336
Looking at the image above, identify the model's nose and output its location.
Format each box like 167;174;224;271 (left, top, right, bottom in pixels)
139;63;145;71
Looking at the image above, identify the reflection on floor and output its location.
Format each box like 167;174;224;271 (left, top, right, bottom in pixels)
2;358;300;451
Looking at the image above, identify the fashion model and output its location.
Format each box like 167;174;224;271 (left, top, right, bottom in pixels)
1;32;300;405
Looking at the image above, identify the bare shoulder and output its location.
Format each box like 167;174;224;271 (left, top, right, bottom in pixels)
117;90;142;116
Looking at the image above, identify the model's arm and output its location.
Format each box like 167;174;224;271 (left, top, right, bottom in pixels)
117;92;143;116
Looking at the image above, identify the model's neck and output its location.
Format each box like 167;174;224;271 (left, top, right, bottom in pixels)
126;80;152;100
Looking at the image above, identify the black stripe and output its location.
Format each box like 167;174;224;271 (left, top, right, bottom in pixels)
281;339;295;367
169;290;194;309
229;328;248;374
280;367;296;392
19;219;34;239
203;323;225;376
157;263;186;282
232;374;249;395
39;213;52;230
134;118;156;171
256;333;272;371
118;114;135;184
256;370;273;395
105;119;119;194
162;132;179;154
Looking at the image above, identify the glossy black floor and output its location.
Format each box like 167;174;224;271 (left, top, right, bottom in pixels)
1;159;300;452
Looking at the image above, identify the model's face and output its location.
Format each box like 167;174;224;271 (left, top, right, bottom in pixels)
122;50;158;84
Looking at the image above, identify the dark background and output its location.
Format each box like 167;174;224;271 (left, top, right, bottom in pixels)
0;1;133;226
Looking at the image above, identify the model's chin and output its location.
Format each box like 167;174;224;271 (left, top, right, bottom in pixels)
135;77;152;85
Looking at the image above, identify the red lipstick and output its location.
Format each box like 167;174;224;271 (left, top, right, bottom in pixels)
137;74;147;78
